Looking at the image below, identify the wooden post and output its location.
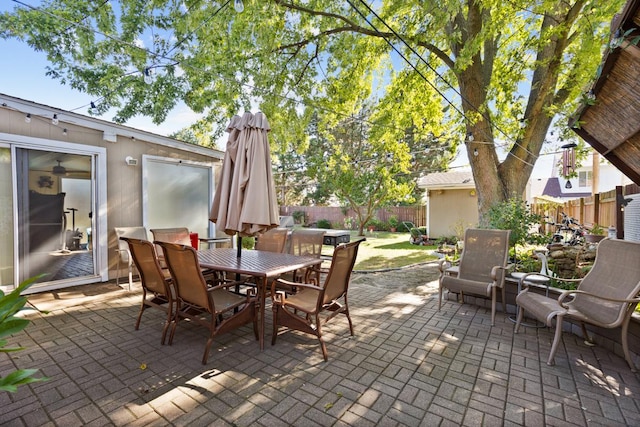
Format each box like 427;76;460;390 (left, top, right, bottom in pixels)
616;185;624;239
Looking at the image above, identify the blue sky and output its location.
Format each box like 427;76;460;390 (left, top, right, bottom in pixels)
0;35;200;137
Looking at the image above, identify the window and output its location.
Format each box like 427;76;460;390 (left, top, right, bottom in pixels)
578;171;592;188
143;156;213;238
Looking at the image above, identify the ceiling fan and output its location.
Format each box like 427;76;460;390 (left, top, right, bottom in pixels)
52;160;66;176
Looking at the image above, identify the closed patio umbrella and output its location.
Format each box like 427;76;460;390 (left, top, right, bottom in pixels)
210;111;279;256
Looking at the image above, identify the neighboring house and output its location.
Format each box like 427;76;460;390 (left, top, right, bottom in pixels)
529;152;632;202
417;171;478;239
0;93;224;294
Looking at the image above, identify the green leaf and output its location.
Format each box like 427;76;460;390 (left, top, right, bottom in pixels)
0;317;30;340
0;369;47;392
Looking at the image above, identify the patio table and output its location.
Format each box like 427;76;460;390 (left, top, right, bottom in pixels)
197;248;322;350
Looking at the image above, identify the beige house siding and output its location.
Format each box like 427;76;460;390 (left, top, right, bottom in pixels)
427;188;479;238
0;94;223;289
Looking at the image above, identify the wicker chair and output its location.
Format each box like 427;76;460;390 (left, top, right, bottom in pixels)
271;239;362;361
157;241;258;364
515;238;640;371
438;228;511;326
120;237;174;344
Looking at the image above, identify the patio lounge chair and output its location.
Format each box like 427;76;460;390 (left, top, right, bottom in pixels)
515;238;640;371
438;228;511;326
114;226;149;290
120;237;174;345
271;239;362;361
157;241;258;364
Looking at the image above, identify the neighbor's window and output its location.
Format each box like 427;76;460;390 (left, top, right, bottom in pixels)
578;171;592;188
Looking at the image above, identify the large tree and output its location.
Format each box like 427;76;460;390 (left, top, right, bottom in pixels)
1;0;622;221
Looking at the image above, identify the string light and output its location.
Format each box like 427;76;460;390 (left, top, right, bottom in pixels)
63;128;68;135
143;67;154;84
52;113;59;125
25;113;31;123
234;0;244;13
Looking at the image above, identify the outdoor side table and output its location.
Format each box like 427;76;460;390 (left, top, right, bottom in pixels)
509;272;551;327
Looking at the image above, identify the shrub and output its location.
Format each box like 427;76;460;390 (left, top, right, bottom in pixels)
487;197;541;252
292;210;306;224
1;275;48;392
388;215;399;229
317;219;331;229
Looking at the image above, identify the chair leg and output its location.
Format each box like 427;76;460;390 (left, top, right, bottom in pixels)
490;287;496;326
514;306;524;333
161;302;173;345
272;305;279;346
344;295;354;336
116;257;121;287
127;262;133;291
547;314;565;366
621;316;637;372
202;331;216;365
315;314;328;362
438;284;443;310
134;290;147;331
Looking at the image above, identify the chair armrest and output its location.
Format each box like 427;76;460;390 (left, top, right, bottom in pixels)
557;289;640;308
438;258;452;273
519;273;580;291
115;248;132;265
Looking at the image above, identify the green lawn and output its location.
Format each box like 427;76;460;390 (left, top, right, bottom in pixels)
322;231;439;271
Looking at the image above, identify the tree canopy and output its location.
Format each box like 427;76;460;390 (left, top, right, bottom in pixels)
1;0;623;220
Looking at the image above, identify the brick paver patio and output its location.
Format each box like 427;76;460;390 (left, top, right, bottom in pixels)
2;263;640;426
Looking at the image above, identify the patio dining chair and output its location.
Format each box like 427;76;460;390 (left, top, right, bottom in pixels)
114;226;149;290
157;241;258;364
120;237;174;345
515;238;640;371
254;227;289;253
282;228;326;287
271;239;362;361
150;227;191;268
438;228;511;326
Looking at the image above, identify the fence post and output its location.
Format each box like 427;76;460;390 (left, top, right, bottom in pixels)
593;193;600;226
616;185;624;239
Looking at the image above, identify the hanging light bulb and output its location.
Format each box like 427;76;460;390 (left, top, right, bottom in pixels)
473;148;479;156
62;128;68;136
234;0;244;13
565;180;572;189
25;113;31;123
89;101;97;114
466;132;474;142
143;67;154;84
52;114;59;125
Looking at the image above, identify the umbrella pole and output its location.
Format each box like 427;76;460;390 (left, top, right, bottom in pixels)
234;235;243;296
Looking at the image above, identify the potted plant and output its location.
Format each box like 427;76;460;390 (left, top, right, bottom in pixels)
388;216;399;232
585;223;606;243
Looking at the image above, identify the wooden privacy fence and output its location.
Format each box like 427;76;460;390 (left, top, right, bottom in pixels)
279;205;426;229
531;183;640;239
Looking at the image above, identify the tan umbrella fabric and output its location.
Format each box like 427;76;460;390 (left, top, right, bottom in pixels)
210;112;279;238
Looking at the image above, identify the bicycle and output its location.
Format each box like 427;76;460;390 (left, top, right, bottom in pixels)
547;213;585;246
